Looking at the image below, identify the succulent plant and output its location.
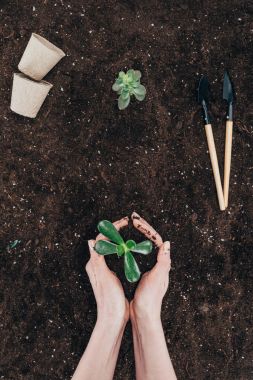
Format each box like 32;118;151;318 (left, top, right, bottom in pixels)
112;69;146;110
94;220;152;282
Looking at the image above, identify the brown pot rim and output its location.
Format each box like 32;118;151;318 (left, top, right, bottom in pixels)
31;33;66;57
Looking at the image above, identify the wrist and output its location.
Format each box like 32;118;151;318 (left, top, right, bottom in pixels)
130;301;161;328
96;314;128;334
97;300;129;330
132;316;162;333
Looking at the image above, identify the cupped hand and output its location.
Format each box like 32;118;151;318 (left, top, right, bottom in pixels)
130;212;171;323
86;217;130;328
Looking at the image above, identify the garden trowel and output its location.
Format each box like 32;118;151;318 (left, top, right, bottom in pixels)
223;71;234;208
198;76;225;211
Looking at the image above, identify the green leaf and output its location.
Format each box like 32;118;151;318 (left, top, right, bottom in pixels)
112;82;123;92
118;71;126;79
8;240;21;249
134;84;146;95
126;240;136;250
118;94;130;110
124;251;141;282
132;81;141;88
126;69;135;81
97;220;124;244
95;240;118;255
133;85;146;101
120;89;130;99
133;70;141;81
131;240;153;255
134;93;146;101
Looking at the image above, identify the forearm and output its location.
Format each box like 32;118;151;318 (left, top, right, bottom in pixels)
132;317;177;380
72;318;126;380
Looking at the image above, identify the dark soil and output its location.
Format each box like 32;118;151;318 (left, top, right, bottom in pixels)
1;1;253;379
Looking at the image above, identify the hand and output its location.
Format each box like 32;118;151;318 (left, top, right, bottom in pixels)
73;217;130;380
130;212;171;324
86;217;130;328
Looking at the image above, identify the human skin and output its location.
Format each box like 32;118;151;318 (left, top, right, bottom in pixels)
72;217;130;380
130;212;177;380
72;214;177;380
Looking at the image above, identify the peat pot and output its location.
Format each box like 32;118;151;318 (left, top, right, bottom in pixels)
18;33;65;80
10;73;53;118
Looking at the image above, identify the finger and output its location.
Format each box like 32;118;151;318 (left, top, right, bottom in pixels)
85;242;102;293
87;239;105;264
153;241;171;273
131;212;163;247
113;216;129;230
96;216;129;241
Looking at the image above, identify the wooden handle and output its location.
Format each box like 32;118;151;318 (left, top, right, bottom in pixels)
205;124;225;211
224;120;233;208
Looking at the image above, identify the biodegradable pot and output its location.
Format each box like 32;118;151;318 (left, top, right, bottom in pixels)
10;73;53;118
18;33;65;80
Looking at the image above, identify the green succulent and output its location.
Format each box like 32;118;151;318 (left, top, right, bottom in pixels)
112;69;146;110
94;220;152;282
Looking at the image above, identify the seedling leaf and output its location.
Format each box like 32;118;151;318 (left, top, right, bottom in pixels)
8;240;21;249
112;82;123;92
118;94;130;110
124;251;141;283
133;70;141;81
95;240;118;255
133;85;146;101
98;220;124;245
131;240;153;255
126;240;136;250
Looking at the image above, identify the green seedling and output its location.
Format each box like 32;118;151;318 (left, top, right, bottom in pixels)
7;240;21;249
2;239;21;254
94;220;152;282
112;69;146;110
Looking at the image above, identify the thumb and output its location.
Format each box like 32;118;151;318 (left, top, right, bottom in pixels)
86;240;107;278
88;239;105;264
155;241;171;272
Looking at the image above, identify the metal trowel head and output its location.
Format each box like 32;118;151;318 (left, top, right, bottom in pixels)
223;71;234;104
198;76;211;124
198;75;210;105
223;71;234;120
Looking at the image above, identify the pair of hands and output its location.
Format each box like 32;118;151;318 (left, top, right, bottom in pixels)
86;212;171;328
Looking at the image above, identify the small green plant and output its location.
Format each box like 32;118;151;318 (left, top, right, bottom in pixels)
94;220;152;282
7;240;21;250
112;69;146;110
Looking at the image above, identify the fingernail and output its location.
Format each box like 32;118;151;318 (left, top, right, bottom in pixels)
163;241;170;254
88;240;95;250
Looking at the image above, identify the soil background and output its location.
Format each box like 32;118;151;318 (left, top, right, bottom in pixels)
0;0;253;379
